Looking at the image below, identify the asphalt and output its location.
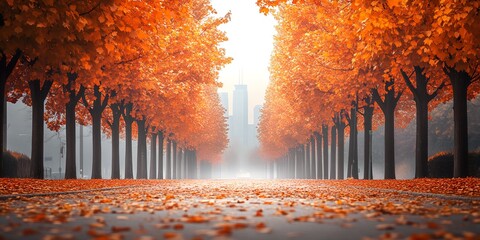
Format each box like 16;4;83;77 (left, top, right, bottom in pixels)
0;180;479;240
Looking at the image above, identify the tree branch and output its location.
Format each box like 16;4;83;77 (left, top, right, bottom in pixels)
40;80;53;100
428;82;446;101
6;49;22;78
400;68;418;98
79;1;101;16
372;88;386;113
114;55;143;66
81;88;93;114
74;85;85;104
100;93;109;112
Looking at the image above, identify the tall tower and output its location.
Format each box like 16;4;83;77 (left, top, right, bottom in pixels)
232;84;248;144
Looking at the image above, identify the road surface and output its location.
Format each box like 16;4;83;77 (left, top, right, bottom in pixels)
0;180;479;239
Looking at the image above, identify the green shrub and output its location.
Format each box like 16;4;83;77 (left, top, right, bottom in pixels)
428;151;480;178
1;151;31;178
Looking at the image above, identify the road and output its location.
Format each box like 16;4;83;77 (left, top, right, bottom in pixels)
0;180;479;239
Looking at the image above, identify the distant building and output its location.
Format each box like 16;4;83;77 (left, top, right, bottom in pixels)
218;92;229;118
254;105;262;127
232;84;248;147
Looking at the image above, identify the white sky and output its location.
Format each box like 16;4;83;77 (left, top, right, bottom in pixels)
210;0;276;123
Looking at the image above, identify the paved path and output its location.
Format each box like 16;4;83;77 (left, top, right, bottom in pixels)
0;180;479;239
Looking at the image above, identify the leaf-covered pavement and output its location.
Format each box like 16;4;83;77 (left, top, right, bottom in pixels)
0;179;479;240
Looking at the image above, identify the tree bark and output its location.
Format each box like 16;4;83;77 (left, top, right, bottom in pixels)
123;103;134;179
158;131;164;179
444;67;471;177
64;73;84;179
149;132;157;179
29;79;53;179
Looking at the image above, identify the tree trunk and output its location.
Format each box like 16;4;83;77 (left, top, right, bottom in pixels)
288;148;295;178
373;80;401;180
185;150;191;178
192;150;198;179
310;136;316;179
182;147;187;178
446;68;470;177
150;132;157;179
173;141;177;179
347;104;359;179
29;79;53;179
330;125;336;179
82;85;108;179
91;109;102;179
0;50;22;177
136;119;147;179
296;145;304;179
305;142;310;179
314;132;322;179
124;104;134;179
110;114;120;179
322;125;328;179
109;102;122;179
166;139;172;179
415;96;428;178
158;131;164;179
337;114;346;180
64;76;84;179
384;102;396;179
65;100;76;179
178;148;183;179
363;97;374;179
401;67;441;178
